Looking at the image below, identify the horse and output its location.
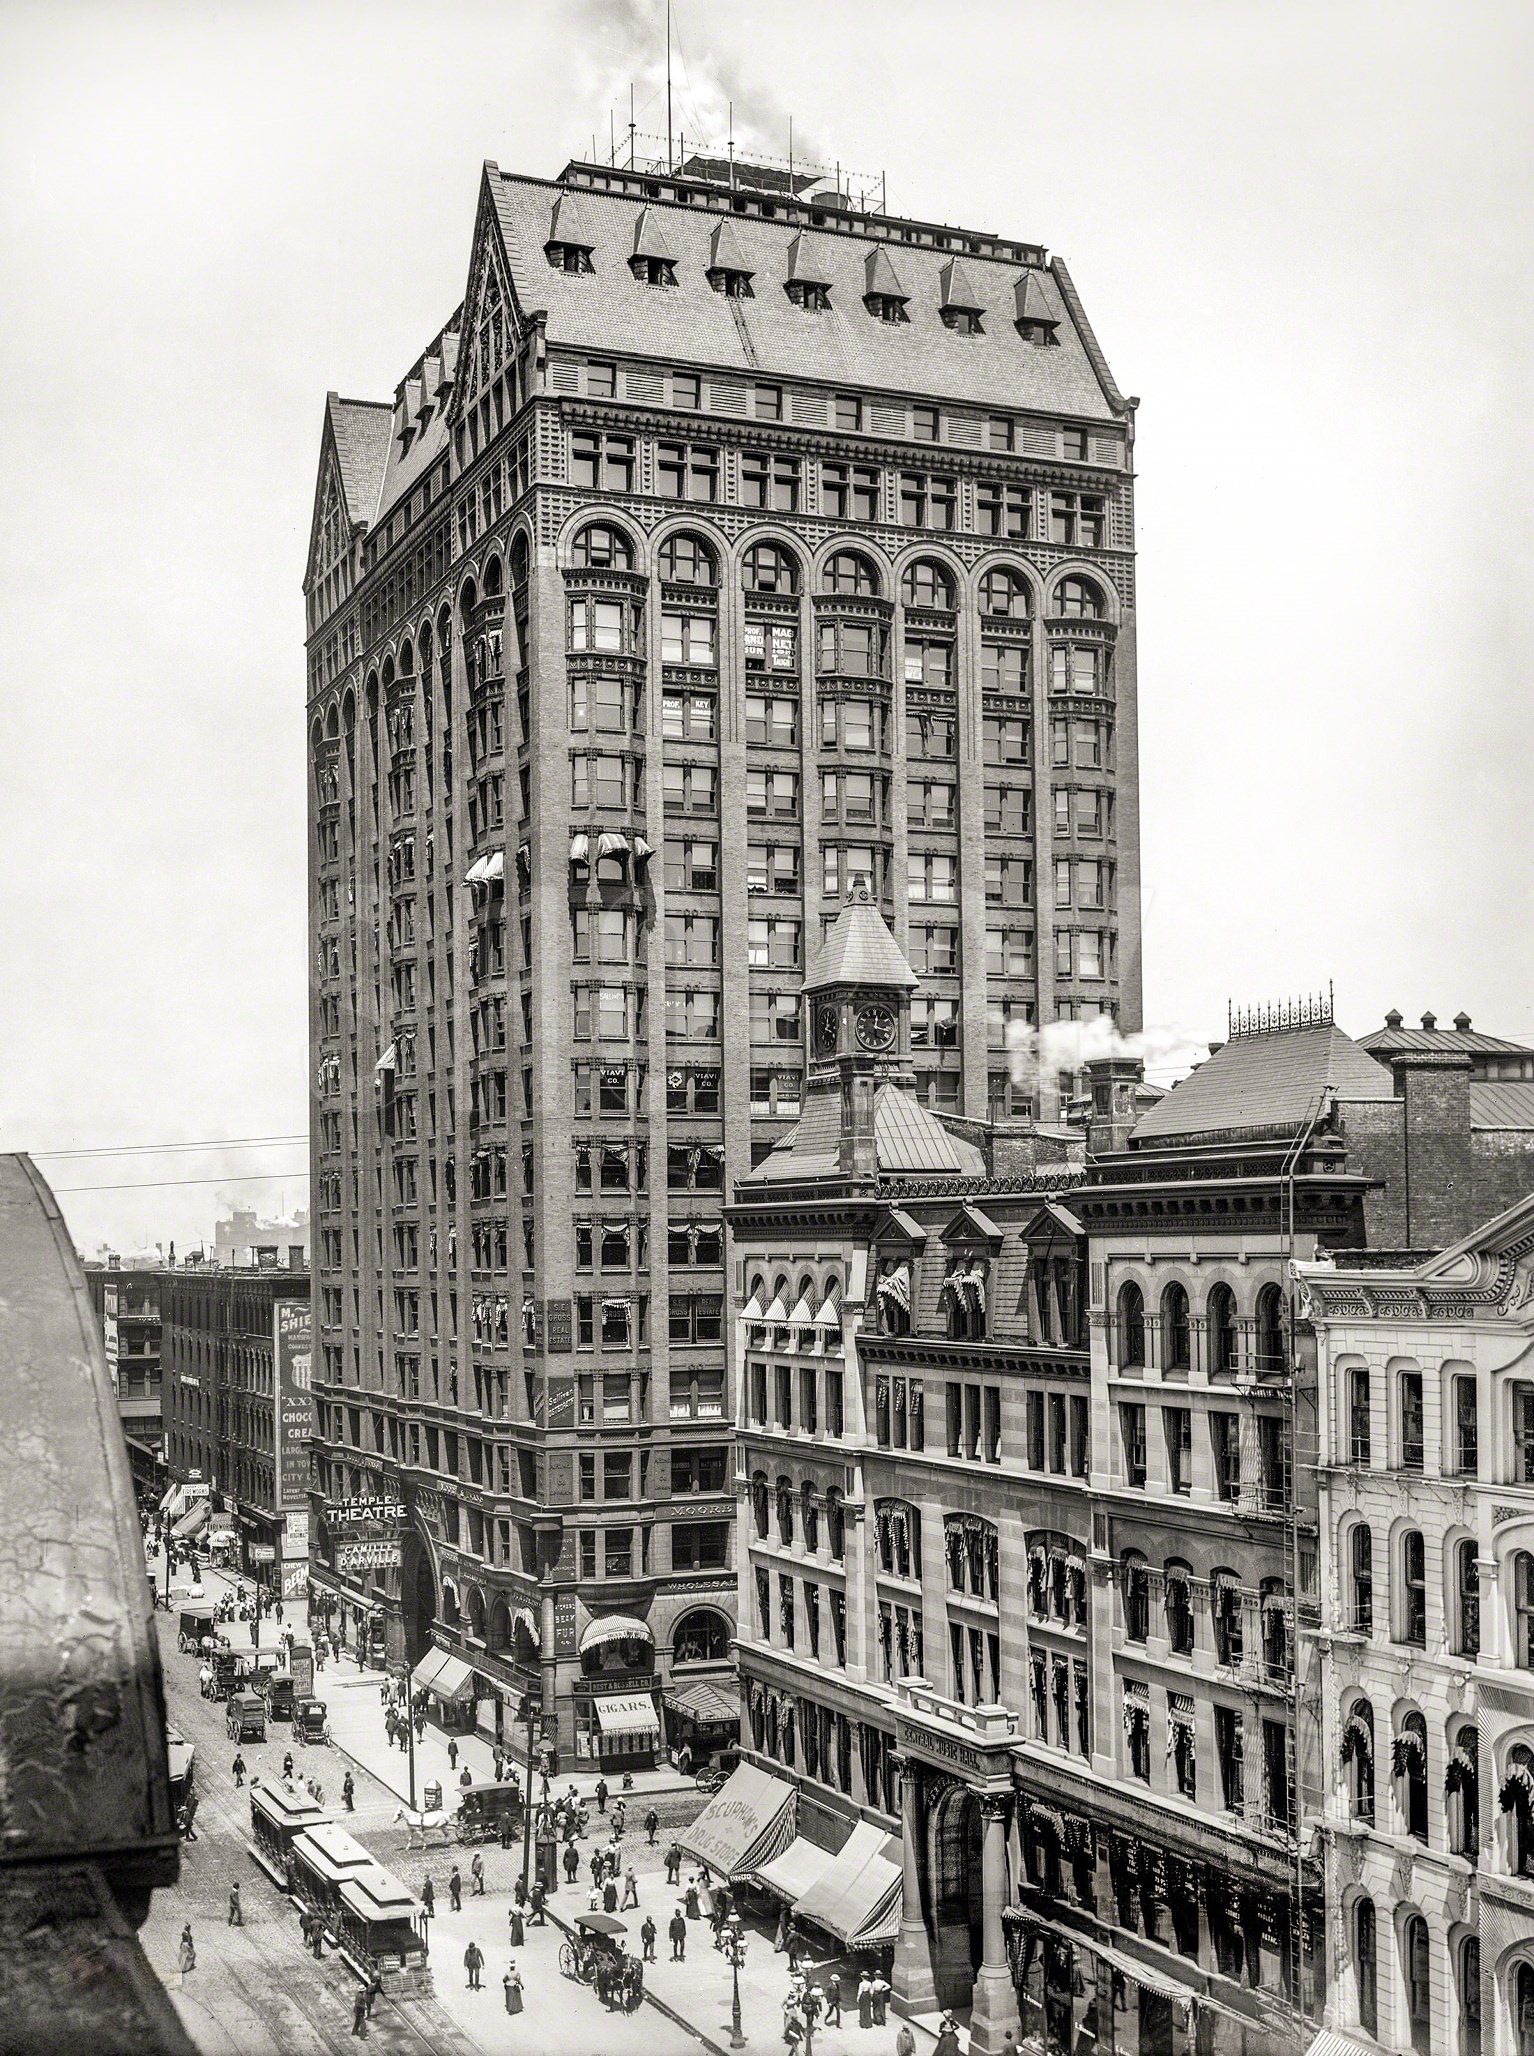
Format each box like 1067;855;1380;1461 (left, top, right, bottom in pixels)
392;1804;454;1848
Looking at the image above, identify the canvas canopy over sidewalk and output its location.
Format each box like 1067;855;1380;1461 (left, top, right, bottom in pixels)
678;1761;797;1881
409;1646;475;1702
794;1820;903;1947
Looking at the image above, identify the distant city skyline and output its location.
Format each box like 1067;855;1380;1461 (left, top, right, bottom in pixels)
4;0;1530;1252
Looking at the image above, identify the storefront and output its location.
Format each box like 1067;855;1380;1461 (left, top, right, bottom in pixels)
680;1761;799;1883
573;1615;660;1768
662;1678;739;1768
410;1645;478;1731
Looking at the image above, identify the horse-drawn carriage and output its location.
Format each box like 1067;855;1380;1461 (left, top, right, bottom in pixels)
453;1779;524;1845
559;1913;643;2010
176;1602;217;1654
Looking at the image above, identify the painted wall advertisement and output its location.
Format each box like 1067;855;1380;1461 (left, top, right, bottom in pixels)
274;1298;313;1515
102;1284;120;1397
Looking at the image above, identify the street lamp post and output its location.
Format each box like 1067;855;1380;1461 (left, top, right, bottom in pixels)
724;1913;748;2049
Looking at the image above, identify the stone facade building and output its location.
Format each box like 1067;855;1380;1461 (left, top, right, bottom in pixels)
85;1262;166;1490
303;150;1139;1760
1298;1195;1534;2056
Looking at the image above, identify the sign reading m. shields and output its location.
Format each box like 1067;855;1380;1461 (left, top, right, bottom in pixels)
274;1298;314;1516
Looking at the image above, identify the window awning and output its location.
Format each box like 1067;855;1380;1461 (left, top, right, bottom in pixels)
664;1681;739;1727
813;1294;842;1328
876;1265;911;1310
484;850;505;882
788;1294;815;1327
1004;1905;1196;2014
510;1606;538;1644
594;1693;659;1739
795;1820;902;1945
410;1648;449;1693
579;1613;654;1655
679;1762;797;1883
374;1043;397;1074
426;1653;476;1702
763;1294;789;1323
632;835;654;861
740;1288;766;1321
173;1499;211;1541
465;856;490;884
597;830;629;856
569;832;590;861
751;1833;836;1904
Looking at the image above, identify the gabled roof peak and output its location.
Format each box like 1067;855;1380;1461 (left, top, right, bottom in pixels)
707;218;753;277
806;884;917;993
864;245;908;301
632;205;679;263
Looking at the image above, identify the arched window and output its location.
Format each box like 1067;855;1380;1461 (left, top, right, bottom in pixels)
658;533;717;586
1453;1537;1481;1657
979;565;1030;619
1399;1529;1427;1645
750;1470;769;1540
1260;1576;1292;1677
1347;1364;1372;1464
823;550;880;597
1207;1283;1238;1377
901;558;954;610
510;533;530;588
1399;1365;1426;1471
1161;1283;1191;1372
1447;1722;1478;1857
1164;1561;1194;1656
1403;1911;1431;2055
672;1608;730;1664
483;554;504;598
1120;1551;1149;1643
742;541;798;593
1515;1551;1534;1669
1457;1934;1481;2056
775;1475;794;1547
1395;1711;1428;1842
1117;1281;1146;1368
1211;1569;1244;1665
466;1587;487;1640
1514;1960;1534;2056
570;521;633;570
1255;1284;1286;1372
1350;1522;1375;1635
1503;1742;1534;1876
1355;1897;1378;2037
1055;575;1105;619
1341;1698;1375;1822
826;1486;846;1562
1450;1371;1479;1475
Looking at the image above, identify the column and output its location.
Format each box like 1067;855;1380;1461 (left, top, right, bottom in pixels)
970;1792;1022;2054
893;1759;937;2010
539;1585;559;1750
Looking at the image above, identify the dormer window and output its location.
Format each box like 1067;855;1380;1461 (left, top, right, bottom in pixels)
1017;317;1058;345
1014;271;1060;345
545;242;594;274
708;267;753;298
786;281;831;311
940;307;983;335
631;255;678;287
865;293;908;324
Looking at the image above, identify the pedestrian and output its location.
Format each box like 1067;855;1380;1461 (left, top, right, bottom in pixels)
226;1881;243;1927
933;2015;962;2056
460;1766;473;1790
894;2023;917;2056
282;1751;294;1781
563;1841;579;1884
871;1969;890;2024
342;1771;355;1812
493;1748;505;1783
621;1864;639;1911
612;1798;626;1836
507;1906;525;1949
513;1873;528;1911
503;1961;523;2015
784;2010;804;2052
685;1877;701;1920
351;1986;369;2039
588;1884;603;1913
464;1939;484;1990
824;1971;842;2027
594;1774;608;1814
421;1874;435;1919
500;1810;513;1852
665;1840;683;1886
449;1864;463;1912
858;1971;874;2029
645;1805;659;1846
773;1902;790;1953
177;1925;195;1980
182;1787;199;1842
601;1877;618;1915
470;1851;485;1897
415;1712;426;1743
640;1913;657;1962
311;1914;325;1960
232;1752;246;1788
447;1737;459;1772
366;1969;382;2018
669;1907;687;1962
529;1881;547;1925
589;1847;603;1888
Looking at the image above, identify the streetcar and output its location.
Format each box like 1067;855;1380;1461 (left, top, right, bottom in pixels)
288;1821;375;1939
335;1864;431;1996
249;1779;329;1890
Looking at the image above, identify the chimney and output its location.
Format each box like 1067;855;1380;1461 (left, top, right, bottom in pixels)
1454;1011;1472;1032
1084;1054;1144;1157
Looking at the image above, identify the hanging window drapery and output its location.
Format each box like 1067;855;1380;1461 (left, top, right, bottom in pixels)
876;1263;911;1311
1340;1710;1373;1765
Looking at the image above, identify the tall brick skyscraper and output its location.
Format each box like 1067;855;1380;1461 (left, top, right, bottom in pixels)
303;149;1139;1762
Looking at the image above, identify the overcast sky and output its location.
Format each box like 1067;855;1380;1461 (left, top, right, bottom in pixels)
2;0;1530;1255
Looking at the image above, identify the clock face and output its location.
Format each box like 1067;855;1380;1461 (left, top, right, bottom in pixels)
816;1005;841;1056
856;1003;897;1053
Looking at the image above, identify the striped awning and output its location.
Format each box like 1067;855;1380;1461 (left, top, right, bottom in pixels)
664;1681;738;1726
579;1614;653;1655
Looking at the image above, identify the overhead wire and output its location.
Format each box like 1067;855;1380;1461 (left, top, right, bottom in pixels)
31;1133;309;1161
51;1169;309;1196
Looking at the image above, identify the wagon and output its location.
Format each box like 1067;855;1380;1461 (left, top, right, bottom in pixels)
453;1779;524;1844
559;1912;642;2009
295;1698;330;1745
264;1669;295;1722
227;1690;267;1743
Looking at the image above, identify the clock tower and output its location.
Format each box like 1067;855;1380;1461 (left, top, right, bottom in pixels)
804;880;919;1178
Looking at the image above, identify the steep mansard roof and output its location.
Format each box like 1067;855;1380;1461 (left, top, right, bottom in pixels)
806;890;919;992
325;397;393;526
742;1083;987;1184
1130;1024;1396;1145
488;167;1126;418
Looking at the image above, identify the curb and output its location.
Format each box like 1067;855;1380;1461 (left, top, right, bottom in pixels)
543;1902;733;2056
